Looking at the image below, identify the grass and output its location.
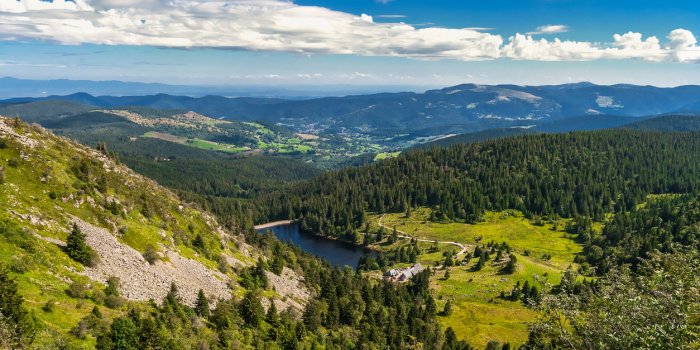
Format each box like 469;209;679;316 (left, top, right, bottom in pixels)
144;131;250;153
373;151;401;161
0;119;246;346
368;208;582;348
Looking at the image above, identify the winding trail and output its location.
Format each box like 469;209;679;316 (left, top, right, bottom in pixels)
374;215;470;257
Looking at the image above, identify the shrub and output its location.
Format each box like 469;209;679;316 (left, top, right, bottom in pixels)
105;277;120;297
142;245;159;265
105;295;124;309
91;289;106;305
42;300;56;313
67;281;88;299
9;256;31;274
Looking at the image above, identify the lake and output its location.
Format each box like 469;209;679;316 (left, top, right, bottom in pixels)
258;223;376;269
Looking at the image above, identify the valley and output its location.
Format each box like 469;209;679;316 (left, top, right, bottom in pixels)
1;87;700;349
4;0;700;348
362;209;582;348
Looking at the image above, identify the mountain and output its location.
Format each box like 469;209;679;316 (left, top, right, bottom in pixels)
0;76;431;99
621;114;700;132
0;115;233;337
5;83;699;137
410;128;536;150
0;114;453;350
533;114;642;132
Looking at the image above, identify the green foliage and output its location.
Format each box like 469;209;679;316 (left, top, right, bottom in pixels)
41;299;56;313
105;277;120;297
259;130;700;237
97;317;138;350
65;223;99;267
0;265;38;349
194;289;209;318
442;299;453;316
239;290;264;327
142;245;159;265
66;281;88;299
525;250;700;350
580;193;700;274
503;254;518;274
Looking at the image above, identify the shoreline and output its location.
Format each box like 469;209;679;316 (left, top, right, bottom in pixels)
255;220;379;255
254;220;296;230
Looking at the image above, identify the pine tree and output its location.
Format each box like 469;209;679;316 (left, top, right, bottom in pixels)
165;282;180;306
503;254;518;274
0;265;37;348
442;299;452;316
66;223;97;266
265;299;279;326
194;289;210;318
240;290;264;327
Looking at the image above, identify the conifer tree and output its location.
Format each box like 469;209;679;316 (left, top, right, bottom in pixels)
195;289;210;318
442;299;453;316
0;265;37;348
66;223;97;266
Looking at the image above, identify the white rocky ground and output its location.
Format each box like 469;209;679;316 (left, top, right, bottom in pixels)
74;218;231;306
264;267;311;313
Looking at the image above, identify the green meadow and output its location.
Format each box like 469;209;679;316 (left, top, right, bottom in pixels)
368;208;582;348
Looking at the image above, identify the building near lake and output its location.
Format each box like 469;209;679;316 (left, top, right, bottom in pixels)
384;263;424;282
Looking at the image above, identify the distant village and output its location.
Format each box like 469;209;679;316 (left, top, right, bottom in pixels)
383;263;424;282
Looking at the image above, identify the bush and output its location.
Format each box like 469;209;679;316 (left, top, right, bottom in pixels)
105;295;124;309
105;277;120;297
142;245;159;265
42;299;56;313
91;289;106;305
9;256;31;274
67;281;88;299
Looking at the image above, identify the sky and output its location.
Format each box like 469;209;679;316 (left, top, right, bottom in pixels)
0;0;699;87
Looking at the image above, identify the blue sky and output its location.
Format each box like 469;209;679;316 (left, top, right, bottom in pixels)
1;0;699;87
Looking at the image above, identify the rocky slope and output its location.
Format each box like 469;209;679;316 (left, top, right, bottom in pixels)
0;115;310;346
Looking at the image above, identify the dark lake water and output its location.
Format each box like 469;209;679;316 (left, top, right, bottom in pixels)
258;223;376;269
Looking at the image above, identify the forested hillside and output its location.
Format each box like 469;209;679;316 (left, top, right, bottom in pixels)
0;116;462;349
253;130;700;238
526;193;700;349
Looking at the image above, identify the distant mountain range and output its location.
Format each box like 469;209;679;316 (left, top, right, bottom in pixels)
0;77;429;99
3;81;700;136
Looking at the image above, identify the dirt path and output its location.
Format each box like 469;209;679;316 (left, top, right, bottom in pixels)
374;215;470;257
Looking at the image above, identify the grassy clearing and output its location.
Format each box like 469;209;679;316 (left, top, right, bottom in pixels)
373;151;401;161
368;208;582;348
143;131;249;153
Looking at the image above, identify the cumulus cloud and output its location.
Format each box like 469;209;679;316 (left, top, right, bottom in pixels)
526;24;568;35
0;0;698;63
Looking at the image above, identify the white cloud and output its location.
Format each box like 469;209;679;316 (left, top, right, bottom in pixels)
526;24;568;35
0;0;698;63
376;14;406;19
502;31;685;62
